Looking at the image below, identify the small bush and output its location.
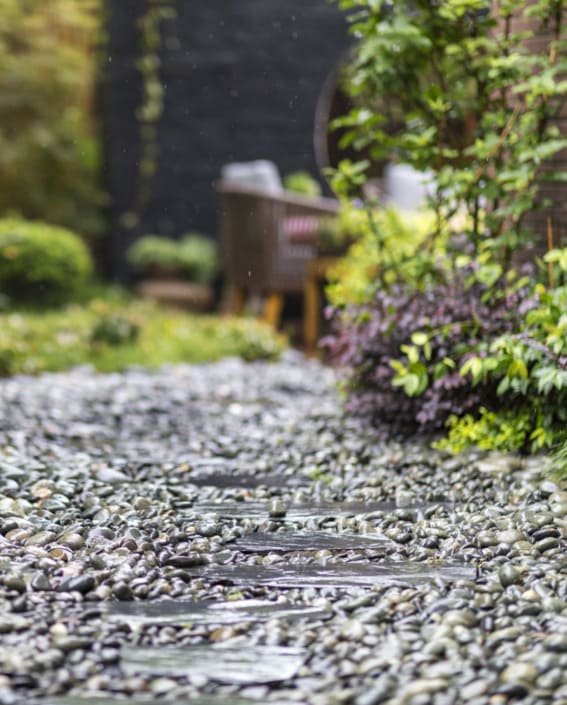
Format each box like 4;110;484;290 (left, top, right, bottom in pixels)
283;171;322;197
126;235;179;273
0;218;93;305
126;233;218;284
90;315;140;346
438;255;567;454
326;205;441;306
0;346;16;377
177;234;218;284
325;258;533;438
0;0;105;237
551;437;567;486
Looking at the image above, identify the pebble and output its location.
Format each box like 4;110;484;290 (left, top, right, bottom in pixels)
500;663;538;684
59;575;96;595
269;500;287;518
0;356;565;703
60;532;85;550
498;564;524;587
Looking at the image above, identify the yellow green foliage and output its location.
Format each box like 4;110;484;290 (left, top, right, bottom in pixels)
0;218;93;305
0;0;105;237
326;204;440;307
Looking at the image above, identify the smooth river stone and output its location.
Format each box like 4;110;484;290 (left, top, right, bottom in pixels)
103;598;332;626
121;644;305;684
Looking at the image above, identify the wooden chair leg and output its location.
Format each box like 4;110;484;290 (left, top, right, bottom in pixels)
263;292;284;329
304;272;320;356
223;284;246;315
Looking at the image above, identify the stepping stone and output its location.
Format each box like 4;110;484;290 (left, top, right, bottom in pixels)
121;643;305;685
39;696;296;705
187;501;406;521
190;561;474;589
186;472;307;489
103;599;332;626
228;531;388;553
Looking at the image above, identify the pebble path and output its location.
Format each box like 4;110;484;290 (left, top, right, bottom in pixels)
0;351;566;705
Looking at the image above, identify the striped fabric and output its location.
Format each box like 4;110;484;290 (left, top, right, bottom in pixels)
281;215;321;245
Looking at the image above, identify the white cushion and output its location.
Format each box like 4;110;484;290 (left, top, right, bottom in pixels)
221;160;282;194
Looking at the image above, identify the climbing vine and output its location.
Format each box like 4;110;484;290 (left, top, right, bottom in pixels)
122;0;176;228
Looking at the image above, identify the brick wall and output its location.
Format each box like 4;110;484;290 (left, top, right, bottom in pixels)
495;2;567;252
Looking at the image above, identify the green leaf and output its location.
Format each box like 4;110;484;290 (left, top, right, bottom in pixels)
460;357;483;382
411;332;428;346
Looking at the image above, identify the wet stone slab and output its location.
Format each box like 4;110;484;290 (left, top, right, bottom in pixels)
185;501;431;521
227;531;388;553
185;472;308;489
189;561;474;589
39;697;298;705
121;644;306;685
103;598;332;626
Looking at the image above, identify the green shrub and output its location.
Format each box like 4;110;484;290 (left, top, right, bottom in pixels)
437;257;567;454
177;234;218;284
126;235;179;273
551;437;567;486
0;346;16;377
90;315;140;346
283;171;322;197
0;0;106;237
325;253;531;439
126;233;218;284
326;205;441;306
331;0;567;255
0;218;93;305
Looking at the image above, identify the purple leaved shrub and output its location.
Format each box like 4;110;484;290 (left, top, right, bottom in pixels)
324;264;534;438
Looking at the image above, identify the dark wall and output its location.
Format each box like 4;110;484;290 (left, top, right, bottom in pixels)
102;1;350;278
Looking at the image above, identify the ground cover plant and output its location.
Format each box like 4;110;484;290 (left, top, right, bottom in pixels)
0;291;285;377
327;0;567;458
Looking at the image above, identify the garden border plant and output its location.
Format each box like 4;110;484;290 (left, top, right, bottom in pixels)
0;218;93;306
330;0;567;258
0;0;106;238
326;0;567;461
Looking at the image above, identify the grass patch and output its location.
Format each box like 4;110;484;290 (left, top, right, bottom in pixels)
0;290;286;377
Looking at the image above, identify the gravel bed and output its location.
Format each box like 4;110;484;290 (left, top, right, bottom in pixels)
0;351;566;705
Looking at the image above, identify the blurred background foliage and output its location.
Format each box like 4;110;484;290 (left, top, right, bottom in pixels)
0;0;106;239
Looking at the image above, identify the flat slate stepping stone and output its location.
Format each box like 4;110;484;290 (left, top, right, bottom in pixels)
39;696;296;705
186;472;307;489
121;643;305;685
189;561;474;589
187;501;412;520
228;531;388;553
103;598;332;626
